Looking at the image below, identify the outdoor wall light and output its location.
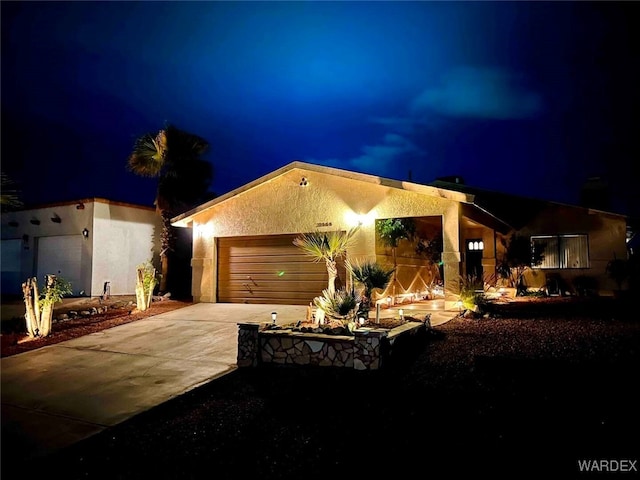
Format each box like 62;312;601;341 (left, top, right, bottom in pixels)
76;202;85;210
51;214;61;223
30;218;40;225
82;228;89;238
271;311;277;323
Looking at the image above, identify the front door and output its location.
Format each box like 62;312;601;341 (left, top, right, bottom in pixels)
466;238;484;279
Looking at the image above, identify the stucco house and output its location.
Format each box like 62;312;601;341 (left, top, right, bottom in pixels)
1;198;162;297
171;162;628;308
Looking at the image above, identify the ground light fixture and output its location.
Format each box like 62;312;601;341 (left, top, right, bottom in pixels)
358;316;365;325
399;309;404;321
271;312;277;323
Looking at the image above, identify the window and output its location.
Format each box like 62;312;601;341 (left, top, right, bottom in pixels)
531;234;589;269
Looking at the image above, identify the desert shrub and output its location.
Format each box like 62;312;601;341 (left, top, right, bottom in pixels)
458;274;485;310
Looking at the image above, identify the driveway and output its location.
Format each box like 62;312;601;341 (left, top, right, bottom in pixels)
1;302;455;468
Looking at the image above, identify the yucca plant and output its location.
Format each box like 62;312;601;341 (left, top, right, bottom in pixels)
313;288;361;328
346;259;395;313
293;227;359;294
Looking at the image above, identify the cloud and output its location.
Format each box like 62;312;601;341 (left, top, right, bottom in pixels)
412;66;542;119
307;65;542;178
306;133;425;177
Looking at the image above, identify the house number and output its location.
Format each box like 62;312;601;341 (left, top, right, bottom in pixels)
316;222;332;227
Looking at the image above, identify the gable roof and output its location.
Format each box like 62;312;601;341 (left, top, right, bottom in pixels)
171;161;627;230
171;161;474;227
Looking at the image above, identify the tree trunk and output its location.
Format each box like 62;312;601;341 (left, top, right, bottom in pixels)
136;267;147;311
159;254;169;294
40;303;53;337
39;275;56;337
22;278;38;337
325;259;338;294
146;272;156;309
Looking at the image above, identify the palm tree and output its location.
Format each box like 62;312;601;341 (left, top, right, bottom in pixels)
128;125;212;293
293;227;359;294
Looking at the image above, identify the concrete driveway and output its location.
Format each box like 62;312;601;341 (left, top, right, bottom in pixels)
1;302;455;468
1;303;309;464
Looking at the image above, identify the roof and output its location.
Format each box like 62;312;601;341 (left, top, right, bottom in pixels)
170;161;627;230
430;180;627;230
5;198;156;213
171;161;474;227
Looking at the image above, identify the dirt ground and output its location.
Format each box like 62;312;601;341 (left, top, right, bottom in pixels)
0;295;193;357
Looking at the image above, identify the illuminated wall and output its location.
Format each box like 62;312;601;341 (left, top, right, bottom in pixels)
186;166;465;304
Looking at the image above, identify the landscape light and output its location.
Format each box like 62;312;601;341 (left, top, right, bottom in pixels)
399;309;404;320
271;312;277;323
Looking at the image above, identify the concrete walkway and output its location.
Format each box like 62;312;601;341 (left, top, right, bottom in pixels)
1;303;455;467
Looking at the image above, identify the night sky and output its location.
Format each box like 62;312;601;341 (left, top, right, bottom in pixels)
2;1;639;217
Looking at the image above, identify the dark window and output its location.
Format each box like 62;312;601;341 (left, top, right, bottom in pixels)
531;234;589;269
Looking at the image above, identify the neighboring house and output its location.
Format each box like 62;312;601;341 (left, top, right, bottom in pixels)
1;198;162;297
171;162;628;307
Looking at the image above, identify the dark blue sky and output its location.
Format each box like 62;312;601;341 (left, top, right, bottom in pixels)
2;1;638;216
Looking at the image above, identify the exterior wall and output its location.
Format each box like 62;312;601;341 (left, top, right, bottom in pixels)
91;201;161;296
1;201;95;295
188;168;462;303
461;223;497;280
517;204;627;295
1;199;161;297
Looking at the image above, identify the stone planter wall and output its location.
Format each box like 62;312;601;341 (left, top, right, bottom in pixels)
237;322;426;370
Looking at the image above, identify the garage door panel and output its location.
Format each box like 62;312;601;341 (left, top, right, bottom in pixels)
218;263;327;274
222;255;318;264
217;234;346;305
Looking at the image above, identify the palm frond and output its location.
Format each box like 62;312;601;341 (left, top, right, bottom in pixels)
293;227;359;262
346;259;395;292
127;132;166;177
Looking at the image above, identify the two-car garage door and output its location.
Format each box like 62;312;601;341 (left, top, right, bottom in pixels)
217;234;345;305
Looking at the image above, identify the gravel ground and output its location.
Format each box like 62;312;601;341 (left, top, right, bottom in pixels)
7;298;640;479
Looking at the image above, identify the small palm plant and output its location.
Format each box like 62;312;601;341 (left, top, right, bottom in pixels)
293;227;359;294
346;259;395;314
313;288;361;330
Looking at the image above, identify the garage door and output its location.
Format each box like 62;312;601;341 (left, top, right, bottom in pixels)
217;234;346;305
36;235;83;295
1;239;22;295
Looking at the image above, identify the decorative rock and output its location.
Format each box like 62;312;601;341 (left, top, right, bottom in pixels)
57;313;69;321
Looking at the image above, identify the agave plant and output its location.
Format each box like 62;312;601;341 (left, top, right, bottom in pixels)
346;259;394;313
313;288;361;327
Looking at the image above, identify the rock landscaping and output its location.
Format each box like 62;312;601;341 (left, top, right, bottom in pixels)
238;316;430;370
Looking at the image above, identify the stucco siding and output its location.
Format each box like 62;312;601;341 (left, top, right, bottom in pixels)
189;168;463;303
1;199;160;297
518;204;627;294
